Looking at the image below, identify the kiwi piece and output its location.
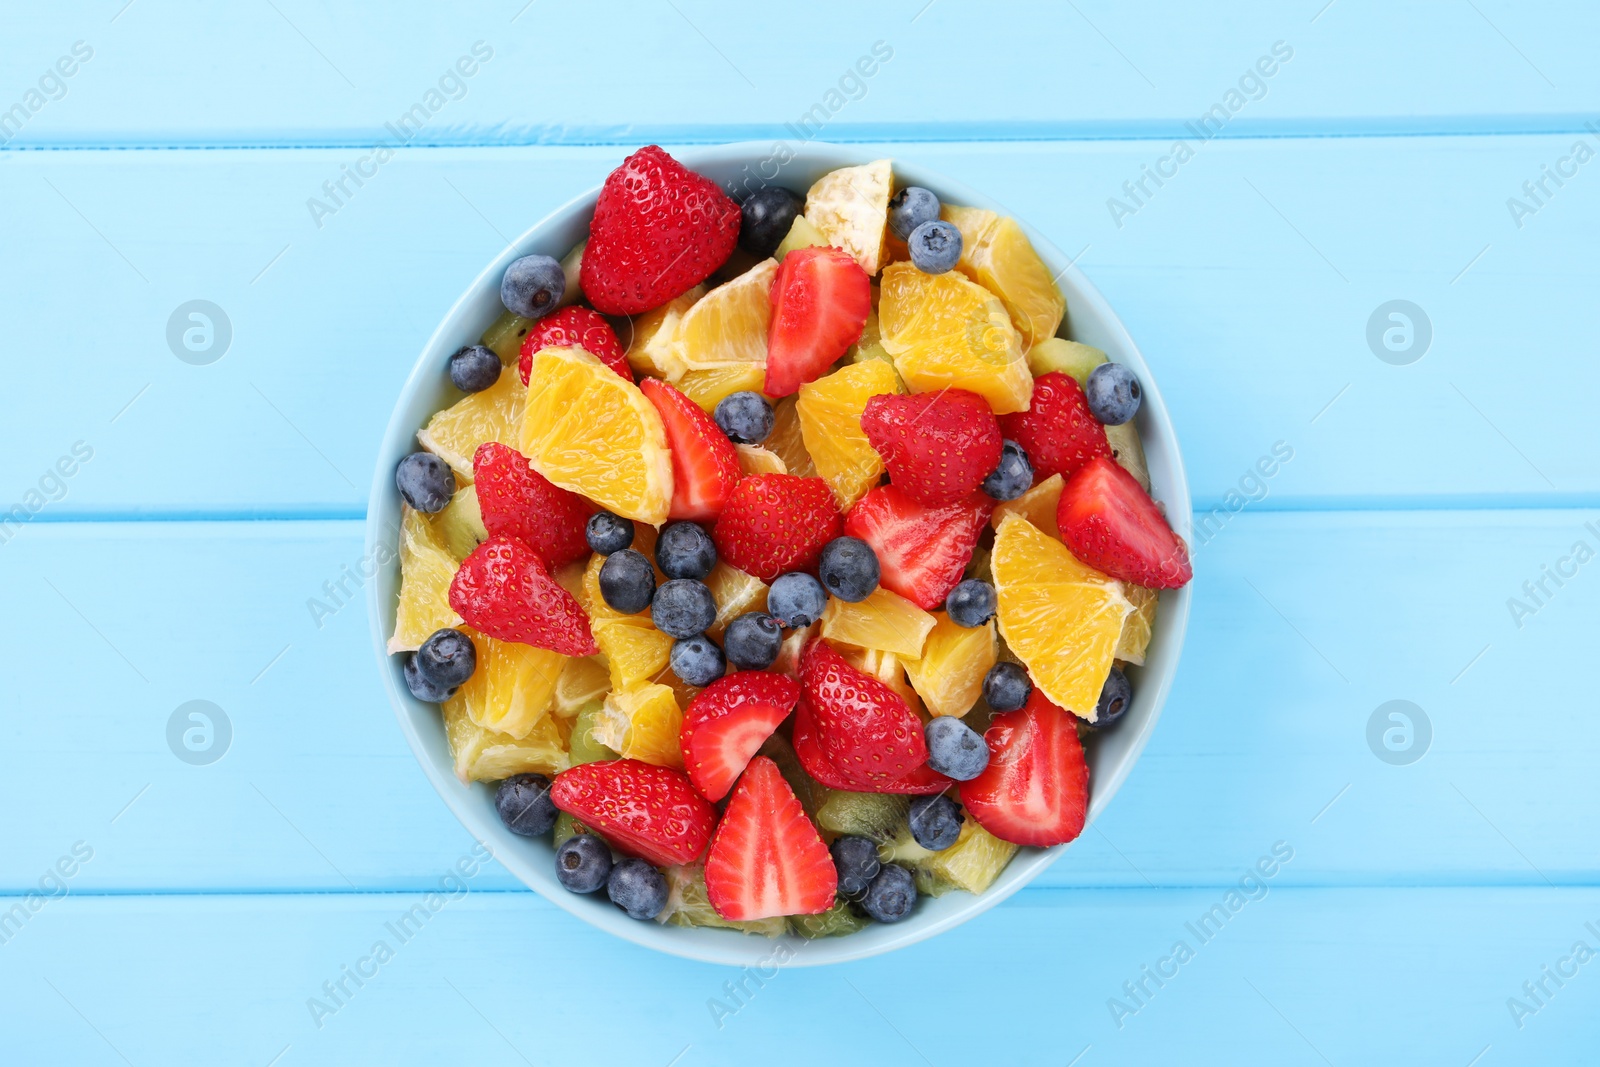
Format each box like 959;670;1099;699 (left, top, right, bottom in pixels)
816;791;909;844
1027;338;1105;384
567;704;618;766
480;309;535;364
775;215;829;260
433;484;487;561
792;899;871;939
660;865;788;938
551;812;585;849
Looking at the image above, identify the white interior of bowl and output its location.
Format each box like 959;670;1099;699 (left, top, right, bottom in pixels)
366;143;1191;966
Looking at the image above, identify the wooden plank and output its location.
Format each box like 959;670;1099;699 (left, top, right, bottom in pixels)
3;509;1594;892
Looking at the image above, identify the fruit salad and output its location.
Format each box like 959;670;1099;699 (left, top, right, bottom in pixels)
388;146;1192;938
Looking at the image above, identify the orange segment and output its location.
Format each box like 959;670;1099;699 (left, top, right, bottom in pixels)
704;562;769;641
1115;584;1159;666
941;206;1065;350
554;655;611;716
624;286;703;381
417;368;526;481
734;444;787;477
443;699;570;782
841;645;923;717
991;473;1064;539
796;359;900;510
767;396;817;478
581;553;674;689
673;259;776;371
903;616;997;718
388;505;463;653
991;514;1133;721
676;363;769;414
449;628;567;740
595;682;684;769
820;587;936;660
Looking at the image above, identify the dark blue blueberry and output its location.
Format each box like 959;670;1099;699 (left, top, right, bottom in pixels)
403;655;456;703
907;219;962;274
908;794;964;851
818;536;880;603
713;391;775;444
598;549;656;614
448;344;502;393
494;773;557;836
500;254;565;319
652;579;718;639
670;634;726;687
888;186;941;241
830;834;881;897
723;612;782;670
982;440;1034;501
607;857;669;920
555;834;612;894
586;511;634;555
1092;667;1132;729
414;627;477;688
1084;363;1142;426
983;662;1032;712
924;717;990;781
655;521;717;580
768;572;828;628
945;579;997;628
395;451;455;513
738;186;804;258
859;863;916;923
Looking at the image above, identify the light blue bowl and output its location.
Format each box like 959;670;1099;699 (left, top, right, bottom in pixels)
366;143;1191;966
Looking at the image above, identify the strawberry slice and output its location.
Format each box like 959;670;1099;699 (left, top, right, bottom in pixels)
764;246;871;397
792;698;952;795
960;689;1089;847
861;389;1003;508
799;638;927;785
519;306;630;383
551;759;717;867
448;535;597;656
703;755;837;920
640;377;742;522
843;485;993;610
997;371;1111;483
680;672;800;802
472;442;594;568
711;473;842;581
1057;456;1192;589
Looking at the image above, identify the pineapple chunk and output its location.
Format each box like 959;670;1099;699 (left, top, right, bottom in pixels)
1115;583;1159;666
676;363;768;414
904;616;997;718
388;505;463;653
766;396;817;478
443;699;569;783
821;587;936;660
804;160;892;276
990;473;1064;540
624;286;704;381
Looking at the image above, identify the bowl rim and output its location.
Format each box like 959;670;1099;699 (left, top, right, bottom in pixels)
366;142;1191;966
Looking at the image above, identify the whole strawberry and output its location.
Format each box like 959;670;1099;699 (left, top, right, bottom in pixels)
799;638;927;786
550;759;716;867
861;388;1003;508
519;306;630;383
998;371;1112;483
448;535;598;656
472;442;594;568
580;146;740;315
712;474;842;582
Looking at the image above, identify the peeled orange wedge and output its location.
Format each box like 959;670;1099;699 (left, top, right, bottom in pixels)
418;368;526;480
581;553;674;690
388;506;464;653
521;345;673;524
448;628;567;740
766;396;817;478
797;359;900;510
1115;584;1159;666
443;699;570;782
673;259;776;371
595;682;684;769
820;586;936;660
941;205;1065;350
903;615;997;718
625;286;703;381
991;473;1064;539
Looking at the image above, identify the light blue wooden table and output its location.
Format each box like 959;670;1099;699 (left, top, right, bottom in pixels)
4;2;1597;1063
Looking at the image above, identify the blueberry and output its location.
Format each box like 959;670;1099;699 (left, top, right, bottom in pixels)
908;794;964;851
831;834;881;897
859;863;916;923
607;857;669;920
670;634;726;687
738;186;804;258
395;451;455;513
555;834;612;894
414;627;477;688
1084;363;1142;426
945;580;997;628
403;655;457;703
652;579;717;639
818;537;880;603
768;572;828;628
494;773;557;836
500;254;565;319
907;219;962;274
888;186;941;242
982;440;1034;501
599;549;656;614
983;662;1032;712
1092;666;1132;729
586;511;634;555
724;612;782;670
713;391;775;444
448;344;501;393
924;717;990;781
655;521;717;580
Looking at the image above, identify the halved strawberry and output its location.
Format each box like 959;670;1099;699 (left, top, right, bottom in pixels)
519;306;630;383
448;535;597;656
799;638;927;785
703;755;837;920
843;485;992;610
764;246;871;397
793;697;952;795
860;389;1002;508
960;689;1089;847
639;377;742;522
680;672;800;802
551;759;717;867
1057;456;1192;589
711;473;842;581
472;442;594;568
998;371;1111;483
